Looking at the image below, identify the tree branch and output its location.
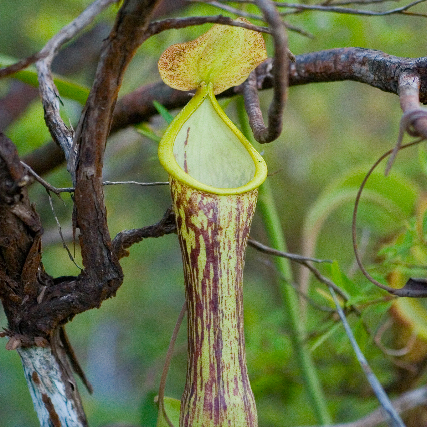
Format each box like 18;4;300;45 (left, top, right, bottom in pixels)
201;0;427;18
10;0;163;339
112;207;176;259
34;0;118;172
112;48;427;125
23;48;427;176
147;14;270;36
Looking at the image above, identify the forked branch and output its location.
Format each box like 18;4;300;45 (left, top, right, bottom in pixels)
2;0;163;340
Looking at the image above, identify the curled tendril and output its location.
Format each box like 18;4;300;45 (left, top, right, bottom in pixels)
385;107;427;175
352;140;426;297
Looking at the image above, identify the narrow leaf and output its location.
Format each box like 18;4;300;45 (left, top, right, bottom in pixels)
136;123;162;143
0;53;90;104
153;101;174;125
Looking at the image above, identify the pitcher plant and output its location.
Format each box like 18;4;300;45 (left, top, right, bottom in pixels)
158;18;268;426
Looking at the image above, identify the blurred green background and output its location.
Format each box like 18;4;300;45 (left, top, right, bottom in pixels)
1;0;427;426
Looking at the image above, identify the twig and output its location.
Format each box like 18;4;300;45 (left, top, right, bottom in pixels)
257;256;337;312
248;238;350;301
21;161;72;195
103;180;169;186
112;207;177;260
23;161;168;193
248;238;331;263
0;53;42;79
146;14;270;36
286;278;338;312
59;327;93;394
195;0;312;36
276;0;427;17
203;0;427;17
21;164;169;194
322;0;401;6
328;286;406;427
35;0;117;173
47;192;82;270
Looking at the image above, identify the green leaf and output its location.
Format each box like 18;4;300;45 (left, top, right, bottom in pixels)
328;261;357;299
156;397;181;427
310;321;341;353
0;53;90;104
6;102;52;154
351;318;369;352
136;123;162;143
305;168;418;235
153;101;174;125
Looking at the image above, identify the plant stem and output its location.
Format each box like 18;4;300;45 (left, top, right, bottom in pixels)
236;97;332;425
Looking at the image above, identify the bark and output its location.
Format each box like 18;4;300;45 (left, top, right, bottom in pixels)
0;133;45;342
0;133;87;425
18;331;87;427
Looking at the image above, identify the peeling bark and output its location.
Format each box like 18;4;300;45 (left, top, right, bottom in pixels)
0;134;87;424
18;332;87;427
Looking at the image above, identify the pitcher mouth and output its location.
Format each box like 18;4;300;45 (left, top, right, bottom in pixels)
158;83;267;196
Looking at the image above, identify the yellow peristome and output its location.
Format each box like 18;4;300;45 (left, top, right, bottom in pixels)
158;18;267;95
158;83;267;195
